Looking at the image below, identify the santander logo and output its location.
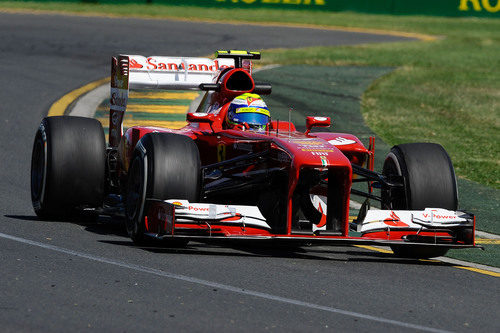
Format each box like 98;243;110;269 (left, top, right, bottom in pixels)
129;59;143;69
137;58;228;72
383;211;408;227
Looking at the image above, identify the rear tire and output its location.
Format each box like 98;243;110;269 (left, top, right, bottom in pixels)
381;143;458;258
31;116;106;219
125;133;201;245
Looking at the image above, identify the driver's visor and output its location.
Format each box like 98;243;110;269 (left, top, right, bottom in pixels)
233;107;270;126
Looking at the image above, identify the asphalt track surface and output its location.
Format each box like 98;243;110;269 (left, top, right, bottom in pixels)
0;11;498;332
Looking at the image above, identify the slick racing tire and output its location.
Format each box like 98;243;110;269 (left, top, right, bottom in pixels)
381;143;458;258
31;116;106;220
382;143;458;211
125;133;201;245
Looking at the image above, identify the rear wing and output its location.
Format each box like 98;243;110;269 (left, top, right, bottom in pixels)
108;54;234;146
112;55;234;92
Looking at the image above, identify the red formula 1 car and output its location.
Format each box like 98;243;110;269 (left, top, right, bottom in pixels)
31;50;478;258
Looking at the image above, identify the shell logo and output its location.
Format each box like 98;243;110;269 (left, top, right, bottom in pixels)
172;201;183;206
247;97;260;104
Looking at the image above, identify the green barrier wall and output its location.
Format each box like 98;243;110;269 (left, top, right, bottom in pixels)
10;0;500;17
178;0;499;17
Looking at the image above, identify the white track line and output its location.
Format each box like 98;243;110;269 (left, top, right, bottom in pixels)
475;230;500;239
0;231;450;333
358;244;500;274
70;84;108;118
434;256;500;273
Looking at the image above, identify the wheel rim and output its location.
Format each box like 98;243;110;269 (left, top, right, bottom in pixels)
125;158;147;236
31;136;47;207
382;153;407;209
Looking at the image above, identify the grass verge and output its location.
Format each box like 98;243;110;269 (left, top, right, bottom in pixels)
2;2;498;188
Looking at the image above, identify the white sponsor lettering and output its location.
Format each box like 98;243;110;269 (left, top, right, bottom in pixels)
188;205;209;212
328;137;356;146
130;56;233;73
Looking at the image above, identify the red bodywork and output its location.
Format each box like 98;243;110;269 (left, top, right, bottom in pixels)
111;54;475;249
119;123;366;237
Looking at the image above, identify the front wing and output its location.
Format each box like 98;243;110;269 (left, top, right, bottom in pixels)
143;200;477;249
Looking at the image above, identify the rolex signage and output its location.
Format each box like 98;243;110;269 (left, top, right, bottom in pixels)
203;0;500;17
38;0;497;17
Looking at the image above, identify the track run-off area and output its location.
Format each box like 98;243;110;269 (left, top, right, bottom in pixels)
0;10;498;332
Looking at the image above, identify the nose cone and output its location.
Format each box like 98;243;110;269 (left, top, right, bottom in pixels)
279;137;352;170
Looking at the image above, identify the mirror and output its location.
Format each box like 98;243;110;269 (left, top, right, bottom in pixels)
186;112;215;123
305;116;331;134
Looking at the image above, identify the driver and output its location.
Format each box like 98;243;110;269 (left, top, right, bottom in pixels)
225;93;271;132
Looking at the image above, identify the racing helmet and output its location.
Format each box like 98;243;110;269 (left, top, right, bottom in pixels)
226;93;271;132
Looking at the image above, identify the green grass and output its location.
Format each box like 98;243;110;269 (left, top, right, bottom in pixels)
2;1;499;188
260;40;499;189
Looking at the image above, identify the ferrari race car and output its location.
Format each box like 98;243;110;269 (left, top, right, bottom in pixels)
31;50;479;258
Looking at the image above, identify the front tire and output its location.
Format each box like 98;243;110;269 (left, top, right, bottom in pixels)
31;116;106;219
125;133;201;245
381;143;458;258
382;143;457;210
